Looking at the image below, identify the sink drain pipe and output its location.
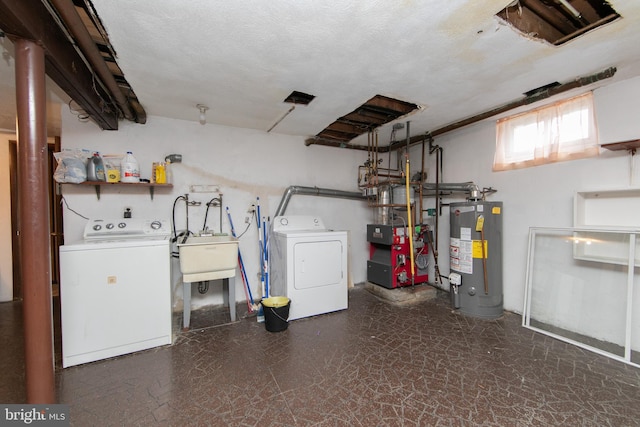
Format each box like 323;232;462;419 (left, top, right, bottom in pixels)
274;185;368;217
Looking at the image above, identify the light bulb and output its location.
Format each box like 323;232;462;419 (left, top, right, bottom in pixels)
197;104;209;125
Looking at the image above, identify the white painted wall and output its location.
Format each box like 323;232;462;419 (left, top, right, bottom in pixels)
412;75;640;346
0;133;13;302
60;111;372;310
5;75;640;324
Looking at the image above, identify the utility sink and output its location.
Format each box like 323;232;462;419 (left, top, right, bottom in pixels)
177;235;239;281
177;235;239;329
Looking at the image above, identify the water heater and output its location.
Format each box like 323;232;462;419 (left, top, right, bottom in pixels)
449;200;503;319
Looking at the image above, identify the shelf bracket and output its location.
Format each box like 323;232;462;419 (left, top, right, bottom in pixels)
94;185;101;200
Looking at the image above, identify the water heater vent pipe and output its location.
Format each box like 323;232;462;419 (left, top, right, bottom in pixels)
423;182;481;200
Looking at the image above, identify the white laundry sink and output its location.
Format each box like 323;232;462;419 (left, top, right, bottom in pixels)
177;235;238;281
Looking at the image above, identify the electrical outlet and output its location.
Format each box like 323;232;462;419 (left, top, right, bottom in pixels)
247;204;256;213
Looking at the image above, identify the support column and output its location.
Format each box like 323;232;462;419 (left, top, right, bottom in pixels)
15;38;55;403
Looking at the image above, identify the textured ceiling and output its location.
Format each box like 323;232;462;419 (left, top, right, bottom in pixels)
2;0;640;145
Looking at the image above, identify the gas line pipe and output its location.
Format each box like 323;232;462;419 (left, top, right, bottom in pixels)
404;121;415;285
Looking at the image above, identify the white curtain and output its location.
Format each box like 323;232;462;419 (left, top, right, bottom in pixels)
494;92;600;171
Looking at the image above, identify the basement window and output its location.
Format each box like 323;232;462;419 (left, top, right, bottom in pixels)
497;0;620;46
493;92;599;171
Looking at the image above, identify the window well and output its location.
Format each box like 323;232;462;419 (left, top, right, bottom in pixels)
497;0;620;46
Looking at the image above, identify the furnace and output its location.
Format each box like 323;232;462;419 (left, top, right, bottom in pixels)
366;223;429;289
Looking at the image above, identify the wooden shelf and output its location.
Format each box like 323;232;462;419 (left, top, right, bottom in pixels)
61;181;173;200
601;139;640;153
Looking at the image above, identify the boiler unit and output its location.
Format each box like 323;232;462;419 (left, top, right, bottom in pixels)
367;224;428;289
449;200;503;319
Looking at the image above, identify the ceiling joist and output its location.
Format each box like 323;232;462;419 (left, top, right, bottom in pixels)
0;0;146;130
497;0;620;46
310;95;421;146
0;0;120;129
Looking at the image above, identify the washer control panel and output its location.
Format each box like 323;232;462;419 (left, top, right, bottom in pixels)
84;218;171;240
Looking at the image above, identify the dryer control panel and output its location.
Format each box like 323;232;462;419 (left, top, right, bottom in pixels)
273;216;326;232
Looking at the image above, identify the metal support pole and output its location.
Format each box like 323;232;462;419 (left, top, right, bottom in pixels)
15;38;55;403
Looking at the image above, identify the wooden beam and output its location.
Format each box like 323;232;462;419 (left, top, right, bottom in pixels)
365;94;418;114
601;139;640;152
0;0;119;129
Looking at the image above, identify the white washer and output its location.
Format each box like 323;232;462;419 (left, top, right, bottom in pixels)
59;218;172;368
269;215;348;320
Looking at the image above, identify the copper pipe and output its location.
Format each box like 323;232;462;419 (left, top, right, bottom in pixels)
367;131;372;179
374;130;379;183
420;138;425;224
49;0;136;121
15;38;55;403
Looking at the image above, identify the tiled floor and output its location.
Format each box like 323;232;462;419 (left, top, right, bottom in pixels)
2;285;640;426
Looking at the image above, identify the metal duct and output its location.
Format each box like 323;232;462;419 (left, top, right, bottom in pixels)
275;185;367;217
423;182;481;199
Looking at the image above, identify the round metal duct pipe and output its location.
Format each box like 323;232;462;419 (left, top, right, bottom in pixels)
423;182;481;199
274;185;367;217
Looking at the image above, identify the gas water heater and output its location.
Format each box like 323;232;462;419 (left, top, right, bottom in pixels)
449;200;503;319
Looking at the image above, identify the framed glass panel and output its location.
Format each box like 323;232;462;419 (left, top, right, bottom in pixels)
524;227;638;367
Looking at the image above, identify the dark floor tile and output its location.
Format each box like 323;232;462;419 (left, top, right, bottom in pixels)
2;286;640;426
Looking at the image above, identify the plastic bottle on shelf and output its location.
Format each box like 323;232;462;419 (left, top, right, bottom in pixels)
87;152;105;181
165;159;173;184
155;162;166;184
121;151;140;183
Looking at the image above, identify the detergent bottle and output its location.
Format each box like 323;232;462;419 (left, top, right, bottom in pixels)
121;151;140;183
87;152;106;181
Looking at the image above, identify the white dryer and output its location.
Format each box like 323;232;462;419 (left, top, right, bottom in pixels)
269;215;348;320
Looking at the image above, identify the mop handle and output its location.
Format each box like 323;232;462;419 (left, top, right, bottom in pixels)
226;207;255;309
256;197;266;298
262;216;268;297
